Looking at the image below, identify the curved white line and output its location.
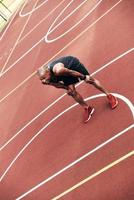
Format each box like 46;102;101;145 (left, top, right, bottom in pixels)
15;125;134;200
0;48;133;151
46;0;91;34
0;0;38;75
0;0;132;197
0;0;95;75
0;0;28;41
0;94;66;151
0;0;122;77
18;0;29;15
45;0;103;43
18;0;66;44
19;0;49;17
0;93;134;183
46;0;123;43
0;1;132;169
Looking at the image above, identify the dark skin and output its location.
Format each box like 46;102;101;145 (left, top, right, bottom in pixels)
38;63;109;109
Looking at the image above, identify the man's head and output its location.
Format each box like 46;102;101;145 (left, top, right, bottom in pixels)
37;66;47;79
37;65;51;84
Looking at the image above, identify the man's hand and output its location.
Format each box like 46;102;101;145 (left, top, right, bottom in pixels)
50;82;68;90
41;79;50;84
84;75;94;83
84;75;91;83
66;87;74;95
41;79;68;90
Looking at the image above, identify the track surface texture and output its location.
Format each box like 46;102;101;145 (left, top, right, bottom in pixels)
0;0;134;200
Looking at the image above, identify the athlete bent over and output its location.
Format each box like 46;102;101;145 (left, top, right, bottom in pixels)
37;56;118;123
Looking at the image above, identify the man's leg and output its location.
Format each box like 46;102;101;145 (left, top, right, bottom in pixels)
87;76;118;109
67;84;94;123
67;84;88;109
87;76;109;95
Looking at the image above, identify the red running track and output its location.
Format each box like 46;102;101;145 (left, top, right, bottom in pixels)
0;0;134;199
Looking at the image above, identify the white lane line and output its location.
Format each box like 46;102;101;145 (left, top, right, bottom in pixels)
18;0;66;44
0;0;98;76
19;0;49;17
0;48;133;151
0;0;125;105
92;48;134;76
0;0;28;41
13;94;134;199
52;150;134;200
16;126;134;200
0;0;122;77
45;0;103;43
0;94;66;151
0;0;38;75
0;93;134;183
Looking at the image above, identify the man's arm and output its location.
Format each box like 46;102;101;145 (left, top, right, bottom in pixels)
52;63;86;80
41;79;68;90
50;82;68;89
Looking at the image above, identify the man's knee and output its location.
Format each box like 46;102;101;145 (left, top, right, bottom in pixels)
88;77;100;85
67;90;77;97
94;79;100;86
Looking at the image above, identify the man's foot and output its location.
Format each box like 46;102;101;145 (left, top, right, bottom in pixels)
107;94;118;109
84;106;95;123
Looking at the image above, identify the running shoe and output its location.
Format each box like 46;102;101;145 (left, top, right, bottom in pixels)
84;106;95;123
107;94;118;109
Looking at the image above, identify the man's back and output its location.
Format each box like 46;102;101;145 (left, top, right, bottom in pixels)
48;56;80;70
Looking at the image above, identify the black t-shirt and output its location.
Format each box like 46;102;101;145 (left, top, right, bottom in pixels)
48;56;80;71
47;56;89;86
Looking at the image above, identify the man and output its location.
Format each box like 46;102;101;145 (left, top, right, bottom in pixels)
37;56;118;123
